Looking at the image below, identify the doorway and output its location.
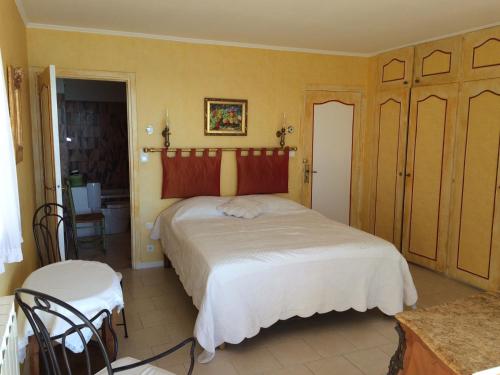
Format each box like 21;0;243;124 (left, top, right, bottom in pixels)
312;101;354;224
301;89;363;227
57;78;131;269
30;67;139;269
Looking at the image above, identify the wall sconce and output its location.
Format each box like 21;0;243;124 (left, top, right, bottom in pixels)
276;125;294;148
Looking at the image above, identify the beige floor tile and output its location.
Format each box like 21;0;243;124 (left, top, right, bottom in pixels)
119;311;143;332
260;364;313;375
139;308;179;328
306;356;364;375
126;324;172;348
229;346;283;375
156;363;186;374
336;324;392;350
116;343;153;360
152;343;195;368
378;342;398;356
344;348;391;375
266;338;321;366
302;328;357;357
189;356;238;375
124;297;156;314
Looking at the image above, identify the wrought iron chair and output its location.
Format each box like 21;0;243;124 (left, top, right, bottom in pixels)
32;203;129;338
32;203;79;265
15;288;196;375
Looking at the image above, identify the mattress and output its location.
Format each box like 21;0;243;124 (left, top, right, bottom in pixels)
151;195;418;362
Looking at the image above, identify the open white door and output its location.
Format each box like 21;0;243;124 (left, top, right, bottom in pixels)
37;65;65;260
312;102;354;224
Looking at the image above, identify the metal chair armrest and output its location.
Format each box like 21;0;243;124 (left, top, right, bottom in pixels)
113;337;196;374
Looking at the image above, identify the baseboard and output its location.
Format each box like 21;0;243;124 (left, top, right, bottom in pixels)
134;261;163;270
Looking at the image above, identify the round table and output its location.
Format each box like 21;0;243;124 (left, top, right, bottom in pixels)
17;260;124;373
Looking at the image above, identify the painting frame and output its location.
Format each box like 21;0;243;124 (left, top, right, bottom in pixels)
7;65;23;163
204;97;248;136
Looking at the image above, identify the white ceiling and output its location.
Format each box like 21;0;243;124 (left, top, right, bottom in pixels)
17;0;500;55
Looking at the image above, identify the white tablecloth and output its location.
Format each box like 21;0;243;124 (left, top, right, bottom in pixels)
17;260;124;362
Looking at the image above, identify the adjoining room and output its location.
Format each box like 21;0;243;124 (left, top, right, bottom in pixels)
56;78;131;270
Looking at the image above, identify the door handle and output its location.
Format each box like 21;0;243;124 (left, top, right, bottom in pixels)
405;172;412;177
303;159;310;184
312;170;318;174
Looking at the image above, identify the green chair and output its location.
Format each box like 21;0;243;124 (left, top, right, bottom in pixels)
65;180;106;253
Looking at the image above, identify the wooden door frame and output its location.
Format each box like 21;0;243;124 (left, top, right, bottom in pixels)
300;86;366;228
29;67;140;268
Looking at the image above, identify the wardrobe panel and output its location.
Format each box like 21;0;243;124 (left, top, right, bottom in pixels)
463;26;500;81
449;79;500;290
372;88;409;248
377;47;414;88
402;84;458;271
414;36;462;85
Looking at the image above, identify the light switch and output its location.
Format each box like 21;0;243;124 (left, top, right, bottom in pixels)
146;125;154;135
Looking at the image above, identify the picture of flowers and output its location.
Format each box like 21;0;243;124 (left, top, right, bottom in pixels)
204;98;247;136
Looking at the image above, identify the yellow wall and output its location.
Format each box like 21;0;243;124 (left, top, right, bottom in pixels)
26;28;370;265
0;0;38;295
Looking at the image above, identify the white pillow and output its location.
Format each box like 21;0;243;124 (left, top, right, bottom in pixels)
217;196;266;219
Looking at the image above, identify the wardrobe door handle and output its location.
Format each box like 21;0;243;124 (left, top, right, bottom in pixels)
405;172;412;177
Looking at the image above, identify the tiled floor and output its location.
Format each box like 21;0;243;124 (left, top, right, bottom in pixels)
78;232;131;270
116;264;479;375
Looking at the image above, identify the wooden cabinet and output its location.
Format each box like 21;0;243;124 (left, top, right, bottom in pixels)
368;26;500;288
401;84;458;271
448;79;500;290
462;26;500;81
377;47;414;88
413;36;462;85
372;88;410;249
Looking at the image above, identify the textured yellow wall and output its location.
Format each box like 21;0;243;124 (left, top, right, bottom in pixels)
0;0;38;295
26;29;370;265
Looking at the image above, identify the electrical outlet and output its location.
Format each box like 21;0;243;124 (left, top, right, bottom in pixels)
146;244;155;253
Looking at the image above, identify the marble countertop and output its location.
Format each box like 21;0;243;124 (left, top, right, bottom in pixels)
396;292;500;375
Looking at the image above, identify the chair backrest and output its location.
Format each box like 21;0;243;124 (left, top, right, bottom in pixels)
15;288;116;375
32;203;78;267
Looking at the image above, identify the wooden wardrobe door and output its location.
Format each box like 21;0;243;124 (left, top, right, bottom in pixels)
462;26;500;81
372;88;410;249
448;79;500;290
377;47;414;88
402;84;458;271
414;36;462;86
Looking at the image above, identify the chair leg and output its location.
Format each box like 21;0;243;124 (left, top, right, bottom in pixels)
101;218;106;253
119;280;129;338
121;305;129;338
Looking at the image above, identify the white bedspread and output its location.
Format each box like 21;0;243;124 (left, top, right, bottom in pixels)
151;195;418;361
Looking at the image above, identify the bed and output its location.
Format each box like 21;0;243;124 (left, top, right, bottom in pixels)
151;195;418;362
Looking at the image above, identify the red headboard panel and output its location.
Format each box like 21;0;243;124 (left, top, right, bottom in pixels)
161;149;222;198
236;148;289;195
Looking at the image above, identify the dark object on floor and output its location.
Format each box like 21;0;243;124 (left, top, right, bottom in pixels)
15;288;196;375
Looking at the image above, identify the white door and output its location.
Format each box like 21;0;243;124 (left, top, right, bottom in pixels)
311;101;354;224
38;65;65;259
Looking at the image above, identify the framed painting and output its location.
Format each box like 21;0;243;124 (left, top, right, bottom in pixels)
7;65;23;163
204;98;247;136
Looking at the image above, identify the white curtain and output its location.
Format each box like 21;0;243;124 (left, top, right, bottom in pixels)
0;49;23;272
